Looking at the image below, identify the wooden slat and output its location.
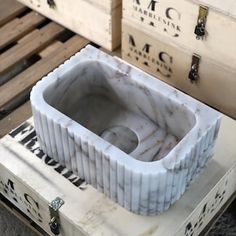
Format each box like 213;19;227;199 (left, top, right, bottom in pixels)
0;35;89;113
0;22;64;75
0;101;31;138
38;41;63;58
0;11;46;50
0;59;32;86
0;0;27;27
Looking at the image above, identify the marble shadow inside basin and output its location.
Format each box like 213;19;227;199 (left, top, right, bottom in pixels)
43;60;196;162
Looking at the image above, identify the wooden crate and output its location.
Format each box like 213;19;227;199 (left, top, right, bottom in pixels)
123;0;236;68
17;0;122;51
122;20;236;119
0;115;236;236
0;0;90;124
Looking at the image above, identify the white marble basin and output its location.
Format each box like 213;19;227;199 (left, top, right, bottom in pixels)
30;45;221;215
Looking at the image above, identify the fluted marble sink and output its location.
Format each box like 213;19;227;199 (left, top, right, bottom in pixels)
31;45;221;215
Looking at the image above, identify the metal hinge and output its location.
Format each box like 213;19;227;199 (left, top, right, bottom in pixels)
194;5;208;40
188;54;201;82
49;197;65;235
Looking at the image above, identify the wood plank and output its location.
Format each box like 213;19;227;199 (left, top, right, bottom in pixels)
0;101;31;138
38;41;63;58
0;0;27;27
0;58;33;86
0;11;46;50
0;22;64;75
0;35;89;113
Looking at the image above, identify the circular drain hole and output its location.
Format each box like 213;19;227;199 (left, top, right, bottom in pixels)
100;126;138;154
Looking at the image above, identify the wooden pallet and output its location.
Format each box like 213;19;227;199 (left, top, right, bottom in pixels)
0;0;90;127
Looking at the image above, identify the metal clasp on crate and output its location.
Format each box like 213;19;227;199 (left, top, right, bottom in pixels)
49;197;65;235
188;54;201;82
47;0;56;9
194;5;208;40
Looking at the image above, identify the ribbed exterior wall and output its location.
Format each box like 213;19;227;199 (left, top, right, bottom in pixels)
32;102;220;215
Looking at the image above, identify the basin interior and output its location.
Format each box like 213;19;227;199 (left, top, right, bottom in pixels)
44;60;196;162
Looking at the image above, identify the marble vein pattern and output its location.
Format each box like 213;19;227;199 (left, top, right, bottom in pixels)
30;45;221;215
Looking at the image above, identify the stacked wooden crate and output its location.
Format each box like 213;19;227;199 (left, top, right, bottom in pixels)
17;0;122;51
122;0;236;119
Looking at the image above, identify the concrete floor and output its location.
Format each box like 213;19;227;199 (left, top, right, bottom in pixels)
0;205;38;236
209;212;236;236
209;201;236;236
0;199;235;236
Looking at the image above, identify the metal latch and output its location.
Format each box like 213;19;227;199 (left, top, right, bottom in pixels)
194;5;208;40
49;197;65;235
47;0;56;9
188;54;201;82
